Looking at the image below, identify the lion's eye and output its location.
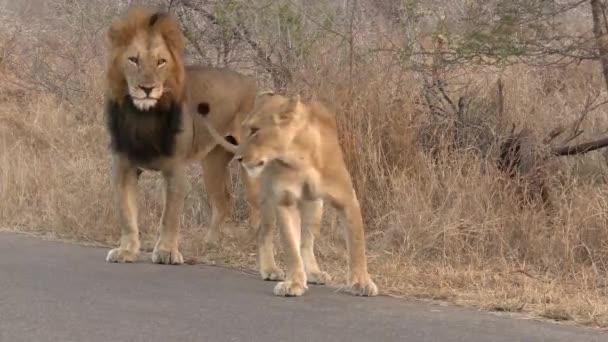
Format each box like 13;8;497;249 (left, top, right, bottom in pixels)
128;56;139;65
157;58;167;67
249;127;259;136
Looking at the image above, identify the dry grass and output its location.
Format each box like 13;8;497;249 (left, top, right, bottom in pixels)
2;0;608;330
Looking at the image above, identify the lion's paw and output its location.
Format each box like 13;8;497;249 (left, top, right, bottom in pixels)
273;280;308;297
347;277;378;297
260;267;285;281
307;270;331;285
106;248;139;263
151;247;184;265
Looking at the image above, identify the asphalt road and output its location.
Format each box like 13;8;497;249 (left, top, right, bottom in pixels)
0;232;606;342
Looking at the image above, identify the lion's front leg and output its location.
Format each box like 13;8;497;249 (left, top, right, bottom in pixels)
273;203;308;297
152;166;186;265
106;157;141;263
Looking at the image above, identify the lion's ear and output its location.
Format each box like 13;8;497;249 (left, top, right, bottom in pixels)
108;7;147;47
108;18;128;47
273;95;301;125
153;12;185;56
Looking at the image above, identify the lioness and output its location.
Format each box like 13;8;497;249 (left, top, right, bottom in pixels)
104;7;260;264
202;94;379;297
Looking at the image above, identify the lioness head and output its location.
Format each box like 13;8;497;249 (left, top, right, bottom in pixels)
107;7;185;110
236;94;306;177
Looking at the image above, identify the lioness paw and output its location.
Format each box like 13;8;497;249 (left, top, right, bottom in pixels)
106;248;138;263
307;271;331;285
273;281;308;297
152;248;184;265
260;267;285;281
347;278;378;297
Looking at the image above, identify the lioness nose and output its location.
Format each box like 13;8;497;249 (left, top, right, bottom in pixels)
139;86;154;96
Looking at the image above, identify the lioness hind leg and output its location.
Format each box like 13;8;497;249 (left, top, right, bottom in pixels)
201;146;233;246
106;157;141;263
299;200;331;285
152;166;187;265
273;204;307;297
327;173;378;297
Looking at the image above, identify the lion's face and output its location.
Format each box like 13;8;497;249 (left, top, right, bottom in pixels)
119;33;175;110
236;95;304;178
107;8;185;111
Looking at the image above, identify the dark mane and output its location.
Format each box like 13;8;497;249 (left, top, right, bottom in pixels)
106;96;183;163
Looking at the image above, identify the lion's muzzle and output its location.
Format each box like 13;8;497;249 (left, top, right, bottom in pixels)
129;84;164;111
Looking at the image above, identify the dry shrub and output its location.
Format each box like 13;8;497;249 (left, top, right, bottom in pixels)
295;58;608;326
1;0;608;328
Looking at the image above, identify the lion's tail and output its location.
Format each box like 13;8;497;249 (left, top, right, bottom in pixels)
196;103;239;154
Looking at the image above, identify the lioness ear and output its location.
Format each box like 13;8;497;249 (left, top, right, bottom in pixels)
273;95;301;125
288;94;300;108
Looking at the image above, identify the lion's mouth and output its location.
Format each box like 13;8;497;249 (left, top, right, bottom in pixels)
131;96;159;111
242;160;266;178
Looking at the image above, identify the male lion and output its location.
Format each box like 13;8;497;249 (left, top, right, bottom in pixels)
202;93;379;297
104;7;259;264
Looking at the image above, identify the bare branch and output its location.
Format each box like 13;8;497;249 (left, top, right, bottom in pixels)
181;0;291;89
552;136;608;156
560;94;597;144
497;78;505;118
544;125;566;144
591;0;608;92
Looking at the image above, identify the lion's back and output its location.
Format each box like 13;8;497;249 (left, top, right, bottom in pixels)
185;65;256;113
185;65;256;94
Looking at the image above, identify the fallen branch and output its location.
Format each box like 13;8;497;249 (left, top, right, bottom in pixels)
551;136;608;156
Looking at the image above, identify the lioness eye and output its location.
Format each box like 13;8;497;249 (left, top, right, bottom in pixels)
128;56;139;65
249;127;259;136
157;58;167;67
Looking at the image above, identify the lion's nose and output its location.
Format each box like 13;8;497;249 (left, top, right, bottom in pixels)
139;86;154;96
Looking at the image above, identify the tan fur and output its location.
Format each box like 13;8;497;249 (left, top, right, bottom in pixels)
204;93;378;297
105;7;260;265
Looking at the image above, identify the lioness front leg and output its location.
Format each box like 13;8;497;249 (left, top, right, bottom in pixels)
257;198;284;281
152;166;186;265
106;157;141;263
300;200;331;285
243;169;261;232
328;174;378;297
273;203;307;297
